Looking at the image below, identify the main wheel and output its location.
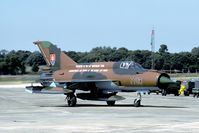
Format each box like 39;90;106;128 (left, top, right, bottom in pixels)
67;93;77;107
106;101;115;106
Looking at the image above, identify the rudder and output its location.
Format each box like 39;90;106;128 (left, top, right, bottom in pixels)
34;41;77;70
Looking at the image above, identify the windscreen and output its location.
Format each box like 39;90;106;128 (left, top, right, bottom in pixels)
129;62;146;73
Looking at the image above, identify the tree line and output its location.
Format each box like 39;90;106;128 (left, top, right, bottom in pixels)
0;44;198;75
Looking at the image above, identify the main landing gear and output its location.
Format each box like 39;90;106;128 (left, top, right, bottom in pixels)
66;93;77;107
106;101;116;106
134;92;142;107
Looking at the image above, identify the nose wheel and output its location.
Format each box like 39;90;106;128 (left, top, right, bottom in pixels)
134;92;142;107
66;93;77;107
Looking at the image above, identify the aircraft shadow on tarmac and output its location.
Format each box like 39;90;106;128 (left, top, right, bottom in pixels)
39;104;187;109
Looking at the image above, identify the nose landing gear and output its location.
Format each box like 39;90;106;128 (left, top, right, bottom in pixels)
134;92;142;107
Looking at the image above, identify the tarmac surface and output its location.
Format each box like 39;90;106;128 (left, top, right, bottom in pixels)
0;85;199;133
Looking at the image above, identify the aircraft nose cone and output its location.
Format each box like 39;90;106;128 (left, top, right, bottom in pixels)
159;76;174;84
157;74;175;89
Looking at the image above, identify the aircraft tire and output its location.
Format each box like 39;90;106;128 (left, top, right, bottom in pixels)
67;94;77;107
106;101;115;106
162;89;167;96
134;99;141;107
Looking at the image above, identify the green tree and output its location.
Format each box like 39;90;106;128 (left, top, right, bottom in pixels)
65;51;81;62
16;50;31;74
191;47;199;56
26;51;46;66
0;61;8;74
159;44;168;54
5;50;20;74
154;53;164;70
161;52;171;70
32;63;39;72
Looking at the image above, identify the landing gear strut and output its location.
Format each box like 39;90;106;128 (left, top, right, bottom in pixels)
134;92;141;107
66;93;77;107
162;89;167;96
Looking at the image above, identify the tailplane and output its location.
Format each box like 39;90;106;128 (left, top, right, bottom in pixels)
34;41;77;70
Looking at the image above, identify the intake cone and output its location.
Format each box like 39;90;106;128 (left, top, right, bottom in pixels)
159;76;174;84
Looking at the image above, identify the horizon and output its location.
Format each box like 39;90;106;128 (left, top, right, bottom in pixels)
1;44;197;54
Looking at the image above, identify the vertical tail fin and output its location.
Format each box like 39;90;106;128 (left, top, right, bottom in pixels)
33;41;77;70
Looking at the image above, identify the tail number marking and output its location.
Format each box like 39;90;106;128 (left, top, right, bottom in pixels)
130;77;143;85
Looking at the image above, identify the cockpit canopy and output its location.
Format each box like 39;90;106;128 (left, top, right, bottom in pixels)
113;61;146;75
128;61;146;73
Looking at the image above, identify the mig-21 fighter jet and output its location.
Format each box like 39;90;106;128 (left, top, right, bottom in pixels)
26;41;174;107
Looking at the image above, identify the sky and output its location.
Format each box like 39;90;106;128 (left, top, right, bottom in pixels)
0;0;199;53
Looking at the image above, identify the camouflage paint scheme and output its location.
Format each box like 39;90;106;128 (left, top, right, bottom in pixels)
26;41;174;107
